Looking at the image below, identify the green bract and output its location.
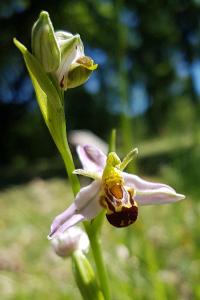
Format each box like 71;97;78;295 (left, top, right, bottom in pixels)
13;38;80;193
13;38;66;155
72;251;105;300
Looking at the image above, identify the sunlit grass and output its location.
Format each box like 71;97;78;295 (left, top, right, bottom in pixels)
0;178;199;299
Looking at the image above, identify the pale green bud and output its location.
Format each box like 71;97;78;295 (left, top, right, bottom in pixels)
31;11;61;73
31;11;98;89
55;31;82;88
72;251;105;300
55;31;98;89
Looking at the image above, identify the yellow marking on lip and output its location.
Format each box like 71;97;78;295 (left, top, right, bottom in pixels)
110;184;123;199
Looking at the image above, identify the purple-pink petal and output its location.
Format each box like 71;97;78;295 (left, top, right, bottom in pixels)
49;214;85;239
77;145;106;172
48;202;77;239
123;172;175;192
74;180;101;209
135;187;185;206
48;180;102;239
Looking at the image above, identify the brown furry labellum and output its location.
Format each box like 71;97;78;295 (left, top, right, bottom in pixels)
101;183;138;228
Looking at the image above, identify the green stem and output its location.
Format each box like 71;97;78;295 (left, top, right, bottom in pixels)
61;143;110;299
61;142;80;195
109;129;116;153
86;225;111;300
57;93;80;196
62;145;110;300
80;128;117;300
59;95;110;299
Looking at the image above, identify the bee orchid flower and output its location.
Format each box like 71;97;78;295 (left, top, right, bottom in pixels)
48;145;185;239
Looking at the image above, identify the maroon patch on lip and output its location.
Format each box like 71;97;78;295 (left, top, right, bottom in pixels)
106;205;138;228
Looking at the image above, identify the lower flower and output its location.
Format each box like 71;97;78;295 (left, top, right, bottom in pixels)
48;145;185;239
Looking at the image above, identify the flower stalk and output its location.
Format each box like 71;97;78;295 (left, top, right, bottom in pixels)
61;140;110;300
14;10;107;300
60;116;110;300
81;130;117;300
85;223;110;300
61;143;110;300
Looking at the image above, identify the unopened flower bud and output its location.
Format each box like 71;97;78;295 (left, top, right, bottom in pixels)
51;226;89;258
31;11;61;73
55;31;98;90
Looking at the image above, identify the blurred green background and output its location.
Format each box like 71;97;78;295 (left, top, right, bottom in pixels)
0;0;200;299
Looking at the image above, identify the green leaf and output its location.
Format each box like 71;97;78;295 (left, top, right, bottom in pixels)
14;37;80;195
13;38;66;155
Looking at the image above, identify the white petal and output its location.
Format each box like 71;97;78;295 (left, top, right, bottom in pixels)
123;172;175;192
48;180;102;239
77;145;106;172
135;187;185;206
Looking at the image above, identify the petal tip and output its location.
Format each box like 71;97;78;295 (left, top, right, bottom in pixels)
47;234;53;240
135;187;186;206
47;228;56;240
177;193;186;201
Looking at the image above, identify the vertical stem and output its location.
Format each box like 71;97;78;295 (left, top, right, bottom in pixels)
59;94;110;299
61;141;110;299
61;143;80;195
61;140;110;300
86;225;111;300
58;93;80;196
80;128;117;300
